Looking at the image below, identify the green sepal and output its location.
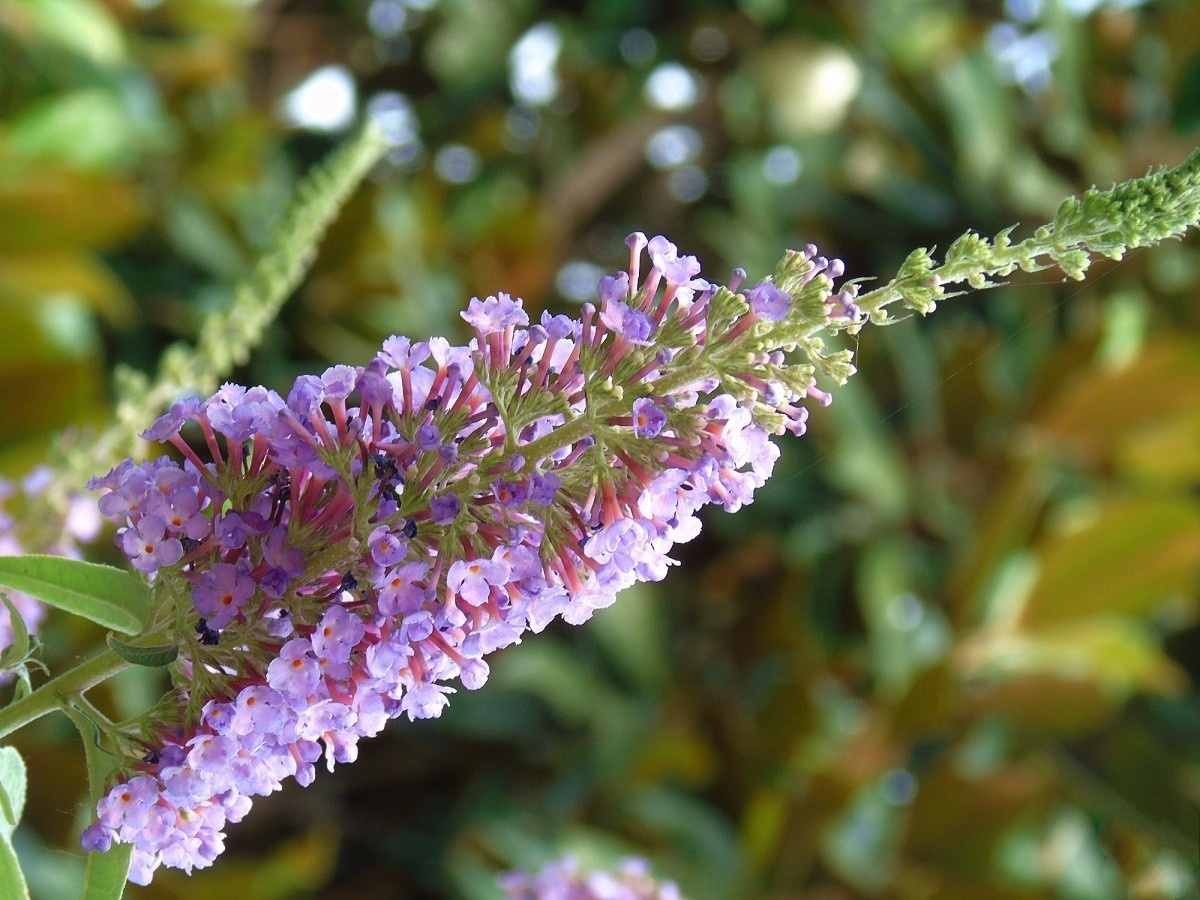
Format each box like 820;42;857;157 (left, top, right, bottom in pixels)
0;594;31;673
105;633;178;668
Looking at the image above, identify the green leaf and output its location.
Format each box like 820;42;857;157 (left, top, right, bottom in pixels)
0;747;26;839
0;557;148;635
105;633;177;668
81;843;130;900
64;706;130;900
0;594;30;672
0;831;30;900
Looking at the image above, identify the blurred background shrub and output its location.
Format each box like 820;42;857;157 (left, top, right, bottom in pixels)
2;0;1200;897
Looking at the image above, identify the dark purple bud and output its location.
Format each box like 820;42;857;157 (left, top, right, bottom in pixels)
529;471;561;505
80;823;111;853
598;272;629;305
494;479;529;507
430;494;460;525
287;375;324;416
415;424;440;450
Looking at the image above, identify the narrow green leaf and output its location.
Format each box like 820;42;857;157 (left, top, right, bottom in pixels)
0;746;28;899
0;747;26;839
0;831;30;900
0;594;30;671
65;707;131;900
0;557;148;635
82;843;130;900
105;633;177;668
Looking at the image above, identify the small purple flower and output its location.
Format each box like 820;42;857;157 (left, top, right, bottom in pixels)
600;300;654;343
430;493;461;525
400;682;453;720
311;605;366;664
746;280;791;321
287;375;325;416
447;558;510;606
231;685;285;736
461;292;529;335
539;311;576;342
266;639;321;700
120;516;183;574
80;822;111;852
493;479;528;507
192;562;255;629
356;369;393;409
367;526;406;566
379;335;431;368
632;398;667;438
375;561;428;616
493;544;541;580
320;365;359;400
97;775;159;830
459;658;489;690
263;527;305;578
215;512;249;550
158;490;210;541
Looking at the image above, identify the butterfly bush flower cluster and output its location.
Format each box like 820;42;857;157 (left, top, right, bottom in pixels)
499;855;681;899
80;234;861;883
0;470;101;654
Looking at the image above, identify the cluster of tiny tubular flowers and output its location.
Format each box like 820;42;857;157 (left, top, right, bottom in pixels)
0;469;101;654
81;233;861;883
498;855;681;899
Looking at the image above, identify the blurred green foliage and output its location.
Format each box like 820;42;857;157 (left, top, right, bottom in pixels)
3;0;1200;897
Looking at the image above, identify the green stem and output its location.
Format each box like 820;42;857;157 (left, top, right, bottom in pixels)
855;148;1200;322
513;415;595;471
0;650;129;742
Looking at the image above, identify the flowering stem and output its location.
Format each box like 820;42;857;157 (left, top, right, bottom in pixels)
855;148;1200;322
0;649;129;742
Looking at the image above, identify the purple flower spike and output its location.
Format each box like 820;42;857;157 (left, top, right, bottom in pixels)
84;228;847;884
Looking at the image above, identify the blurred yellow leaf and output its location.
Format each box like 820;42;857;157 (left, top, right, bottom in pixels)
147;826;339;900
1022;496;1200;626
8;0;126;66
0;163;143;249
0;252;135;325
1035;340;1200;465
965;617;1186;699
5;89;143;170
1115;406;1200;488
